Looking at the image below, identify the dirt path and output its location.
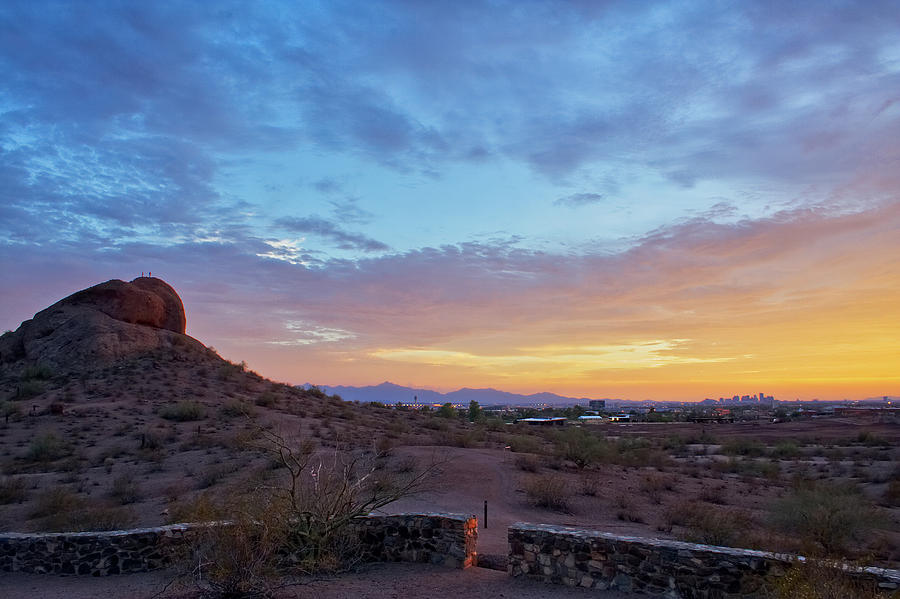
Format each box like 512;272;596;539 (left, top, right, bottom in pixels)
0;563;635;599
378;446;653;555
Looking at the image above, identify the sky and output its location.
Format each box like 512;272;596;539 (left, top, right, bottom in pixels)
1;1;898;401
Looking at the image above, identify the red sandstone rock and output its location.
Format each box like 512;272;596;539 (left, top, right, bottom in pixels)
0;277;201;373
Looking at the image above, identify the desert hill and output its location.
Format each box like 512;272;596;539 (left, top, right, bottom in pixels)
0;277;451;533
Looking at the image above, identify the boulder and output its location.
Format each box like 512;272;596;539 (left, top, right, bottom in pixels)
0;277;202;373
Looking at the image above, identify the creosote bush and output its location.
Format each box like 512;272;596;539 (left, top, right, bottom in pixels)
771;482;877;556
776;559;889;599
26;432;71;462
524;474;571;512
109;473;140;504
159;401;206;422
0;476;27;504
554;427;605;468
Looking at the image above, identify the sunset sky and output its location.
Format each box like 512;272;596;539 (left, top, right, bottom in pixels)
1;1;898;401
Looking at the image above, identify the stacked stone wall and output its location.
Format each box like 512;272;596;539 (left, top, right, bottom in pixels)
0;513;477;576
354;513;477;568
508;523;900;598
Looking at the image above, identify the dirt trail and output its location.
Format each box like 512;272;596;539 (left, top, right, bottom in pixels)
0;563;634;599
377;446;649;556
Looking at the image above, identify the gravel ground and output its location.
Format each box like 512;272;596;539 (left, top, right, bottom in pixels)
0;562;636;599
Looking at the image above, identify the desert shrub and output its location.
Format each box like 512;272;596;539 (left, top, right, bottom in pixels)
436;402;456;419
25;432;71;462
515;454;541;472
484;417;505;432
721;439;766;457
856;431;890;447
664;500;704;528
304;384;327;399
255;391;277;407
770;482;876;555
221;399;255;418
682;508;752;547
771;441;800;459
640;473;675;504
73;505;138;532
183;493;286;598
374;436;394;456
390;456;418;474
776;559;888;599
507;434;542;454
0;476;27;504
198;465;232;489
160;401;206;421
685;429;717;445
423;417;448;432
541;455;565;470
140;429;167;451
22;363;54;381
218;360;247;381
882;480;900;507
439;430;479;448
662;436;688;456
579;472;600;496
0;400;21;424
29;487;83;520
109;473;140;504
697;483;727;505
614;495;645;523
523;474;571;511
15;380;44;399
554;427;606;468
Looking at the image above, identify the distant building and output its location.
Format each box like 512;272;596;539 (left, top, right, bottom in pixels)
578;415;605;425
589;400;606;410
608;414;631;422
517;417;567;426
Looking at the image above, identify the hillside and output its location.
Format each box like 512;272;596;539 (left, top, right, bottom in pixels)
0;277;449;533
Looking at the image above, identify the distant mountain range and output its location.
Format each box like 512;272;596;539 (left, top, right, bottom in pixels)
307;381;620;407
303;382;900;407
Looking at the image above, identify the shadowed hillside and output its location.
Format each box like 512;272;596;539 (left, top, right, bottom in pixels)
0;278;454;533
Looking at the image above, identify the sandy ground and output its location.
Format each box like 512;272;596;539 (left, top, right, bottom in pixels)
0;562;634;599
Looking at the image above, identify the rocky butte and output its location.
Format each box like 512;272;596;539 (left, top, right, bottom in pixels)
0;277;205;375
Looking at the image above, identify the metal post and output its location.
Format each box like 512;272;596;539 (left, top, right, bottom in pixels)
484;500;488;529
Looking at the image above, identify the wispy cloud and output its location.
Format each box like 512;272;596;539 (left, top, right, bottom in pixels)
554;192;606;208
275;216;388;252
267;320;356;346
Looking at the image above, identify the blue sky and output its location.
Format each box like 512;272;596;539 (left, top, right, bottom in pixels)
2;1;898;399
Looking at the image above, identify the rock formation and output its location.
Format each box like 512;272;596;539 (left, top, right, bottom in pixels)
0;277;204;373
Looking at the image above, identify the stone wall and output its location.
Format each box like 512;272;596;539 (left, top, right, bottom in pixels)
0;513;477;576
508;523;900;598
354;513;478;569
0;524;193;575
